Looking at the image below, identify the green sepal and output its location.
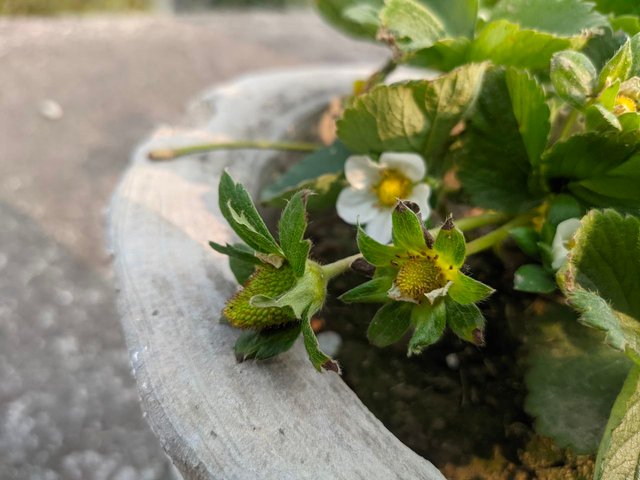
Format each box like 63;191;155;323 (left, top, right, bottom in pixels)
392;202;427;252
209;241;261;265
408;300;446;356
229;255;257;285
357;224;404;267
598;80;621;110
434;220;466;268
250;261;326;319
301;308;340;373
550;50;598;109
339;276;394;304
448;272;495;304
234;322;301;362
445;297;485;345
585;104;623;132
218;170;283;258
598;38;632;90
514;264;557;294
278;190;311;278
368;302;413;347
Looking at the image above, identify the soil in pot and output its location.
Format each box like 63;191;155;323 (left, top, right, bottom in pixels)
305;214;595;480
256;105;595;480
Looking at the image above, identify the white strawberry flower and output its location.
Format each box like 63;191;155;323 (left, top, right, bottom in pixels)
336;152;432;243
551;218;581;270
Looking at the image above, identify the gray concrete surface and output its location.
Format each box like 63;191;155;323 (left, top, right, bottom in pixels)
0;12;384;480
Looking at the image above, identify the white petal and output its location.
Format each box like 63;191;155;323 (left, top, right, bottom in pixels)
551;218;581;270
379;152;426;182
407;183;432;220
336;187;378;225
387;283;419;304
425;281;453;304
345;155;380;189
365;209;393;244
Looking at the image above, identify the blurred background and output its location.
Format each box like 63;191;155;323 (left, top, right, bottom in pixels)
0;1;382;479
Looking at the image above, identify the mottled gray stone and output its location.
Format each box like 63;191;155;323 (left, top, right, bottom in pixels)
0;11;384;480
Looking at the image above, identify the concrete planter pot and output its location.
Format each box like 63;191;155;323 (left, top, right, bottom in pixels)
109;67;445;480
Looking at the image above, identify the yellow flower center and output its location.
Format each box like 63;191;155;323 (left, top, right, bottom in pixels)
614;94;637;115
395;257;447;302
374;169;412;207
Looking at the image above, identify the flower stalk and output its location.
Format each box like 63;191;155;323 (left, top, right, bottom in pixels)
148;140;321;161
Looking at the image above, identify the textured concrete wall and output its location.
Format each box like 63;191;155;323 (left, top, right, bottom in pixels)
0;12;384;480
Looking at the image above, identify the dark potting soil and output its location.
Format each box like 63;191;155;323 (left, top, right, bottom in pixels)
305;213;595;480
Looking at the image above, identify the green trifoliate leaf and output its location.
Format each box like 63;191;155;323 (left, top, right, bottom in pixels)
408;300;446;355
458;67;544;213
542;133;640;211
599;39;633;90
595;0;640;16
489;0;607;36
367;302;413;347
505;68;550;166
339;276;394;304
337;83;428;154
448;272;494;304
278;191;311;278
380;0;446;52
261;140;350;209
524;303;632;454
357;225;404;266
410;37;472;71
510;226;540;258
551;50;598;108
234;322;302;362
594;365;640;480
301;308;340;373
391;201;427;252
558;209;640;361
546;194;584;230
420;63;487;171
445;298;485;345
469;20;585;70
218;171;283;259
433;219;466;268
337;64;486;171
314;0;383;40
513;264;557;294
421;0;478;39
610;15;640;36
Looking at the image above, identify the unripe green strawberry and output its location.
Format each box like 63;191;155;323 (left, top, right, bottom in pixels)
224;264;297;329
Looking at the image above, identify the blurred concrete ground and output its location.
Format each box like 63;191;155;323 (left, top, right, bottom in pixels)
0;12;383;480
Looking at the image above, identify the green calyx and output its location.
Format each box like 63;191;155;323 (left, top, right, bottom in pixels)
347;203;494;354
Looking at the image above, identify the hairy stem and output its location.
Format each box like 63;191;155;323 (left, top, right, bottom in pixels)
451;212;511;232
558;108;579;141
322;253;363;281
362;57;398;93
465;214;533;256
148;140;320;161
